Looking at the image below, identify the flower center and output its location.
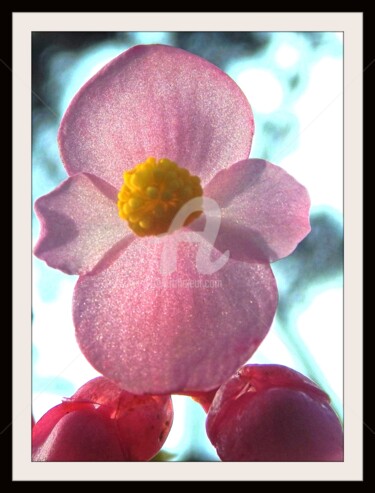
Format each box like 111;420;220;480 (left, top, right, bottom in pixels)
118;157;203;236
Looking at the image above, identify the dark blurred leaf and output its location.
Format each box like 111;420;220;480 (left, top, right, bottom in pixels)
32;32;127;113
301;32;325;47
151;450;177;461
273;207;343;322
179;450;220;462
173;32;270;70
260;111;300;161
289;74;300;89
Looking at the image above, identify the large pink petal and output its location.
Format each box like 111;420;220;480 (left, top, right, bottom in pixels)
58;44;254;188
73;234;277;395
201;159;311;263
34;173;133;275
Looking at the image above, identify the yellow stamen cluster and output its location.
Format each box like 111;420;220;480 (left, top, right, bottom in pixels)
118;157;203;236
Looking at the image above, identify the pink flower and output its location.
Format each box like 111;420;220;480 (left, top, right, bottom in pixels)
34;44;310;395
32;377;173;461
206;364;343;461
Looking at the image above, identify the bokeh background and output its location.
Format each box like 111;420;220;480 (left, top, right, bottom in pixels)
32;32;343;461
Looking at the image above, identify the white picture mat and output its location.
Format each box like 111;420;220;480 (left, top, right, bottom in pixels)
13;12;362;481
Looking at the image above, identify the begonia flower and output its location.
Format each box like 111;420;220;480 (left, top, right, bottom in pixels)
32;376;173;461
206;364;344;461
34;44;310;394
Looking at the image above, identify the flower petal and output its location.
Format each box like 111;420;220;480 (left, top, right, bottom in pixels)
58;44;254;188
34;173;133;275
202;159;311;263
73;234;277;395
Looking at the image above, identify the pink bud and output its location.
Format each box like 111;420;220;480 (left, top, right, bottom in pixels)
32;377;173;461
206;364;343;461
